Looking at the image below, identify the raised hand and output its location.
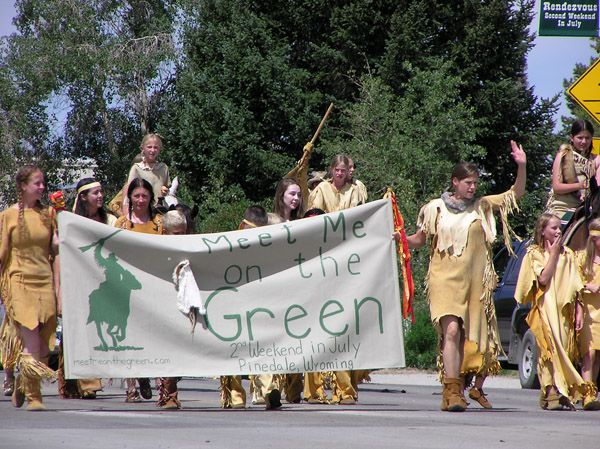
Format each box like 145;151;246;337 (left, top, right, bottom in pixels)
510;140;526;166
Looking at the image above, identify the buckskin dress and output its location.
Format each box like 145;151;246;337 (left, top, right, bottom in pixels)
515;245;585;404
417;188;519;380
0;207;57;370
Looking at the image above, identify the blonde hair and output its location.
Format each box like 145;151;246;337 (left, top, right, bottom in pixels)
328;154;350;179
163;210;187;233
532;212;561;248
140;133;163;151
583;217;600;279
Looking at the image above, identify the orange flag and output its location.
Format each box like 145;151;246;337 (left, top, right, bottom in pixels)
384;188;414;323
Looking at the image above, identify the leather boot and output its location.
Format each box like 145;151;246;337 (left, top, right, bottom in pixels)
220;375;246;409
18;353;55;411
441;378;466;412
157;377;181;410
284;374;303;404
458;376;469;408
3;376;15;396
11;374;24;408
23;374;45;411
58;368;80;399
582;382;600;411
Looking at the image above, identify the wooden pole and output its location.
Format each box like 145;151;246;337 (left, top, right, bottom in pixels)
309;102;334;146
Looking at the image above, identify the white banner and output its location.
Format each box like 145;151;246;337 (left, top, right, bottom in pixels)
59;199;405;378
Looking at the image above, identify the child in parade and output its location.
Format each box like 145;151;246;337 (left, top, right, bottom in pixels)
406;141;526;411
306;154;367;404
174;203;197;234
347;157;368;205
155;209;188;410
127;133;171;205
515;213;586;410
57;178;114;400
108;132;170;217
268;178;304;404
576;217;600;410
546;119;598;226
0;166;59;411
115;177;163;402
220;205;282;410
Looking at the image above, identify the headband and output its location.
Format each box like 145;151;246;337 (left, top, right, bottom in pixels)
589;230;600;237
77;181;101;195
239;219;257;229
72;181;102;212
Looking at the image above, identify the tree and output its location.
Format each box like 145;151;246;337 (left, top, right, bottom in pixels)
162;0;326;221
2;0;177;193
161;0;555;235
321;63;484;303
0;0;557;235
0;37;66;205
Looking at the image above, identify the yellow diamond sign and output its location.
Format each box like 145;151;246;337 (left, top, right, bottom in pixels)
568;58;600;125
593;137;600;155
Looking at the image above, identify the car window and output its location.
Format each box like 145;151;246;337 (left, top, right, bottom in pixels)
493;246;510;279
503;240;529;285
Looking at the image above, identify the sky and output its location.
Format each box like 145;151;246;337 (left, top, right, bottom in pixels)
0;0;596;132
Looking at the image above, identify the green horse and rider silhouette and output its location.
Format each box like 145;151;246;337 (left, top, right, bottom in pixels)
80;231;143;351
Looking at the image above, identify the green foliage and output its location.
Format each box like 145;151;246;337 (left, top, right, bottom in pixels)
2;0;558;225
1;0;177;196
162;0;325;205
198;197;254;234
322;62;484;217
381;0;554;199
404;307;438;370
321;66;484;306
194;178;255;233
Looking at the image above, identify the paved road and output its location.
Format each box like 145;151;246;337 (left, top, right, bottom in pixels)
0;371;597;449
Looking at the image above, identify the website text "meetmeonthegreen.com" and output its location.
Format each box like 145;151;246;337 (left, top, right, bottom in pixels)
73;357;171;369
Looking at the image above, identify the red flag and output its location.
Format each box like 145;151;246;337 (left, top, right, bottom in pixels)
384;189;414;323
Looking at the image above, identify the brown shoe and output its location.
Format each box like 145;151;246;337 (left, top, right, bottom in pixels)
11;375;24;408
582;382;600;411
138;378;153;400
468;387;492;409
26;400;46;412
22;374;46;411
158;396;181;410
339;397;357;405
125;389;142;403
546;392;575;411
3;378;14;397
265;388;282;410
156;378;180;409
81;391;97;399
441;378;466;412
306;397;329;404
